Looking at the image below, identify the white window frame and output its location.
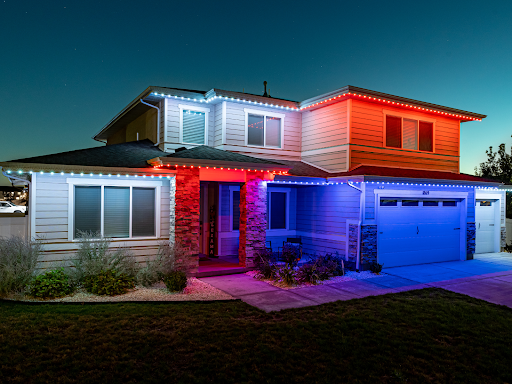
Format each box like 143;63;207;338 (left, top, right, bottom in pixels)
382;110;436;153
67;178;162;241
244;108;285;149
229;185;240;232
179;104;210;145
267;187;290;231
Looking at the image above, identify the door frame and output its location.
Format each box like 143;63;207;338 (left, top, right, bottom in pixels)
374;189;469;262
475;192;502;253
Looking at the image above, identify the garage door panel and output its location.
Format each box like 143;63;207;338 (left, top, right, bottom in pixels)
378;199;461;267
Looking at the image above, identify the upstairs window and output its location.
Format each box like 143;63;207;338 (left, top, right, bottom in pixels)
179;105;210;145
245;108;284;148
386;115;433;152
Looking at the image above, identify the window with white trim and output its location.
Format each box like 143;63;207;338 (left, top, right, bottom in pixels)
266;190;288;230
244;108;284;148
73;185;157;239
386;115;434;152
179;105;210;145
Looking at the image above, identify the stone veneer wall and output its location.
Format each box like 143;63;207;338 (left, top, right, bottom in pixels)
174;168;200;275
501;227;507;248
239;172;267;267
360;224;377;268
347;224;359;263
466;222;476;258
169;176;176;246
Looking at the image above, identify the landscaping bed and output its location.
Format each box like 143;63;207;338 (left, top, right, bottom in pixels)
247;269;385;289
4;278;234;303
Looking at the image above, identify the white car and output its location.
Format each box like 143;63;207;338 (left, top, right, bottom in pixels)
0;201;27;214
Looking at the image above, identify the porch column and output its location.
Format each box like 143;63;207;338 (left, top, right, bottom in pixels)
174;167;200;275
239;172;267;267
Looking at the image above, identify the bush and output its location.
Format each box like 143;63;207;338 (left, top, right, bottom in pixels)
272;264;297;286
82;270;135;296
70;232;135;285
296;263;320;284
135;241;182;287
163;270;187;292
297;252;345;284
281;243;301;267
254;249;276;279
29;268;74;299
369;261;383;274
0;236;43;296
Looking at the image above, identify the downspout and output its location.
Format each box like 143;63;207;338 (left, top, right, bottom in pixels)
140;99;161;147
347;181;363;271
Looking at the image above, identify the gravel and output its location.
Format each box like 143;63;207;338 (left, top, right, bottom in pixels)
246;270;386;290
4;278;235;303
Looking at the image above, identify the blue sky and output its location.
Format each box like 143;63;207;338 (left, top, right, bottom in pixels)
1;0;511;186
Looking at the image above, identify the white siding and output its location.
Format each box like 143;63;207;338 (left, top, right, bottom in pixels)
34;173;171;268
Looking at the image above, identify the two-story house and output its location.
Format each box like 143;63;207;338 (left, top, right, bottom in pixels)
0;84;504;273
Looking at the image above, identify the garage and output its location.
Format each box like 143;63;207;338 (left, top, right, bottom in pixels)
377;198;462;268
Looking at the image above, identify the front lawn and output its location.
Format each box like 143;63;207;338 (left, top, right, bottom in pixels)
1;288;511;383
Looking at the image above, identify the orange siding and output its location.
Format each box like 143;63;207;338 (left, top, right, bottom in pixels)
349;99;460;172
303;150;348;172
301;100;348;152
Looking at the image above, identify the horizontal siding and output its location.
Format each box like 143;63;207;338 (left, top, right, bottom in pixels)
301;100;348;152
302;150;348;172
34;173;171;268
349;99;460;171
165;98;214;146
223;102;302;158
214;102;223;147
350;147;459;172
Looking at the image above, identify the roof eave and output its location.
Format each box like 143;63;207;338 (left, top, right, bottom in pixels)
155;157;291;172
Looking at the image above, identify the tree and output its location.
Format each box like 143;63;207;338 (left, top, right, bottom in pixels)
475;138;512;218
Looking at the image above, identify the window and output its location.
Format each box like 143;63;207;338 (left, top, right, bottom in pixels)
73;185;157;239
267;191;287;229
386;115;433;152
380;199;398;206
478;200;491;207
245;108;284;148
179;105;210;145
232;190;240;230
423;200;439;207
443;201;457;207
402;200;419;206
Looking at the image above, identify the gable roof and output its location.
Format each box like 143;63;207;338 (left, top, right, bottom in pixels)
6;140;167;168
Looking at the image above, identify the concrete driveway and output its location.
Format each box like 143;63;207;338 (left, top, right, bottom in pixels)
200;253;512;312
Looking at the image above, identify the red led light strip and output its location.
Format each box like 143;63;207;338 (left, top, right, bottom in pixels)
153;164;288;175
301;92;482;121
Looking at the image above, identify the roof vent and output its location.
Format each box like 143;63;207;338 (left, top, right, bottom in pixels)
175;147;187;153
263;81;268;97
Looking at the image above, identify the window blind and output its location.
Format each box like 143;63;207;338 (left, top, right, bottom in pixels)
265;117;281;147
74;186;101;238
104;187;130;238
386;116;401;148
132;188;156;237
402;119;418;150
182;110;205;144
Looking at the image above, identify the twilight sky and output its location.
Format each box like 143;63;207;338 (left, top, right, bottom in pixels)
1;0;511;186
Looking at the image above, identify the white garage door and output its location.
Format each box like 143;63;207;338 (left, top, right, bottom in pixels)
475;200;496;254
378;198;461;268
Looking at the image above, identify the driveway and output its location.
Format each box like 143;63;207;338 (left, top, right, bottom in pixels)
200;253;512;312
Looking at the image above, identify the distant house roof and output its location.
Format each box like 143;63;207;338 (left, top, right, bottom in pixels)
7;140;167;168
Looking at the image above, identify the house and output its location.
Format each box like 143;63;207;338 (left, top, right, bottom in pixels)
0;84;505;273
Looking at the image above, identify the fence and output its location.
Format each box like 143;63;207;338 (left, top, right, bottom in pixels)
0;213;29;239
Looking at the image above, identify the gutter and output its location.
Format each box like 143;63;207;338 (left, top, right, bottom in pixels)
140;99;161;147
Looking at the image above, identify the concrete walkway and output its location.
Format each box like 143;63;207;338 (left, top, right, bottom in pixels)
200;253;512;312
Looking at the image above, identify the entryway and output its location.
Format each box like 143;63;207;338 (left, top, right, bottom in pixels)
475;199;499;253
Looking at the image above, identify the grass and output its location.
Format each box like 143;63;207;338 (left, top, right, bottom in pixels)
1;288;511;383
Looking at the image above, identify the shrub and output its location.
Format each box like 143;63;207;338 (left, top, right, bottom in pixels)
297;252;346;284
369;261;384;274
135;241;185;287
254;249;276;279
272;264;297;286
82;270;135;296
505;242;512;253
0;236;43;296
163;270;187;292
281;243;301;267
70;232;135;285
29;268;74;299
296;263;320;284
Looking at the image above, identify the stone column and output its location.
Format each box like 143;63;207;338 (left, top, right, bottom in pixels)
360;224;377;269
466;222;476;260
239;172;267;267
174;168;200;275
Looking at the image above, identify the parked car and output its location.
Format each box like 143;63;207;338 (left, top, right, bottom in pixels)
0;201;27;214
